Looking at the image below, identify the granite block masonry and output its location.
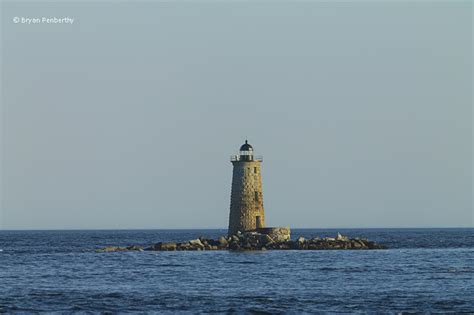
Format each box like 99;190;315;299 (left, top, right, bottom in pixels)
228;140;290;240
228;140;265;235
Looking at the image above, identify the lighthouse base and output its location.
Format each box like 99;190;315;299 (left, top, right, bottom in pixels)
255;227;291;242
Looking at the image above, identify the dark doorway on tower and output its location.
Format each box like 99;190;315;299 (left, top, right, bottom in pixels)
256;216;263;229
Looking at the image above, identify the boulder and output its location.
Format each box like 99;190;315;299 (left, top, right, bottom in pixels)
126;245;144;251
243;243;252;250
280;243;291;250
104;246;119;252
355;240;368;249
308;243;320;250
366;241;386;249
256;227;291;242
177;243;190;250
189;239;204;247
96;246;127;253
284;241;295;250
259;234;274;246
207;239;220;247
218;236;228;248
229;242;241;250
335;233;348;241
199;237;218;246
155;242;177;251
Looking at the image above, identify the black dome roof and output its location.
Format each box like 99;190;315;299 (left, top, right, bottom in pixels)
239;140;253;151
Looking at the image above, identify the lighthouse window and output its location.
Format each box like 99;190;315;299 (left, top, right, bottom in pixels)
254;191;259;202
254;167;257;174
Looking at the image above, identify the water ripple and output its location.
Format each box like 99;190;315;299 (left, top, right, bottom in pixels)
0;229;473;313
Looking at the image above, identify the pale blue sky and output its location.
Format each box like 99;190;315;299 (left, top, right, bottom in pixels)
1;1;472;229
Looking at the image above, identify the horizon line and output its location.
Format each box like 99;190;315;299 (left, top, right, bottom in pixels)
0;226;472;231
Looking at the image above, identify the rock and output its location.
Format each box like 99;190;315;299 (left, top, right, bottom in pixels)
287;241;299;250
189;239;204;247
104;246;119;252
176;243;191;250
366;241;386;249
229;242;241;250
278;243;291;250
336;233;348;241
207;239;220;247
259;234;274;245
126;245;144;251
308;243;320;250
96;246;116;252
296;237;307;249
155;242;177;251
96;246;131;252
257;227;291;242
199;237;218;246
244;231;258;236
218;236;228;248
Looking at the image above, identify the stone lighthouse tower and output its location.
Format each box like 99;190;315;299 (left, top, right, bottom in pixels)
228;140;265;235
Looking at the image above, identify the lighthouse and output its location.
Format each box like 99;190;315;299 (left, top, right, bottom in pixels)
228;140;265;235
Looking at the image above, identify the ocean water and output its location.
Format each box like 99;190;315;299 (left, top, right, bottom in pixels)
0;228;473;313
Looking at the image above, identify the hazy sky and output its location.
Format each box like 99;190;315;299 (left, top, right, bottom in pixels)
1;1;472;229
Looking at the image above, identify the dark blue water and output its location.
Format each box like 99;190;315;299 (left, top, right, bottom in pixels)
1;228;473;313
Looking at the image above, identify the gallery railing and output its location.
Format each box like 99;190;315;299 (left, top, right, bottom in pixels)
230;155;263;162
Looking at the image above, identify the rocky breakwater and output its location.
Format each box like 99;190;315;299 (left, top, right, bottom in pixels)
96;232;386;252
